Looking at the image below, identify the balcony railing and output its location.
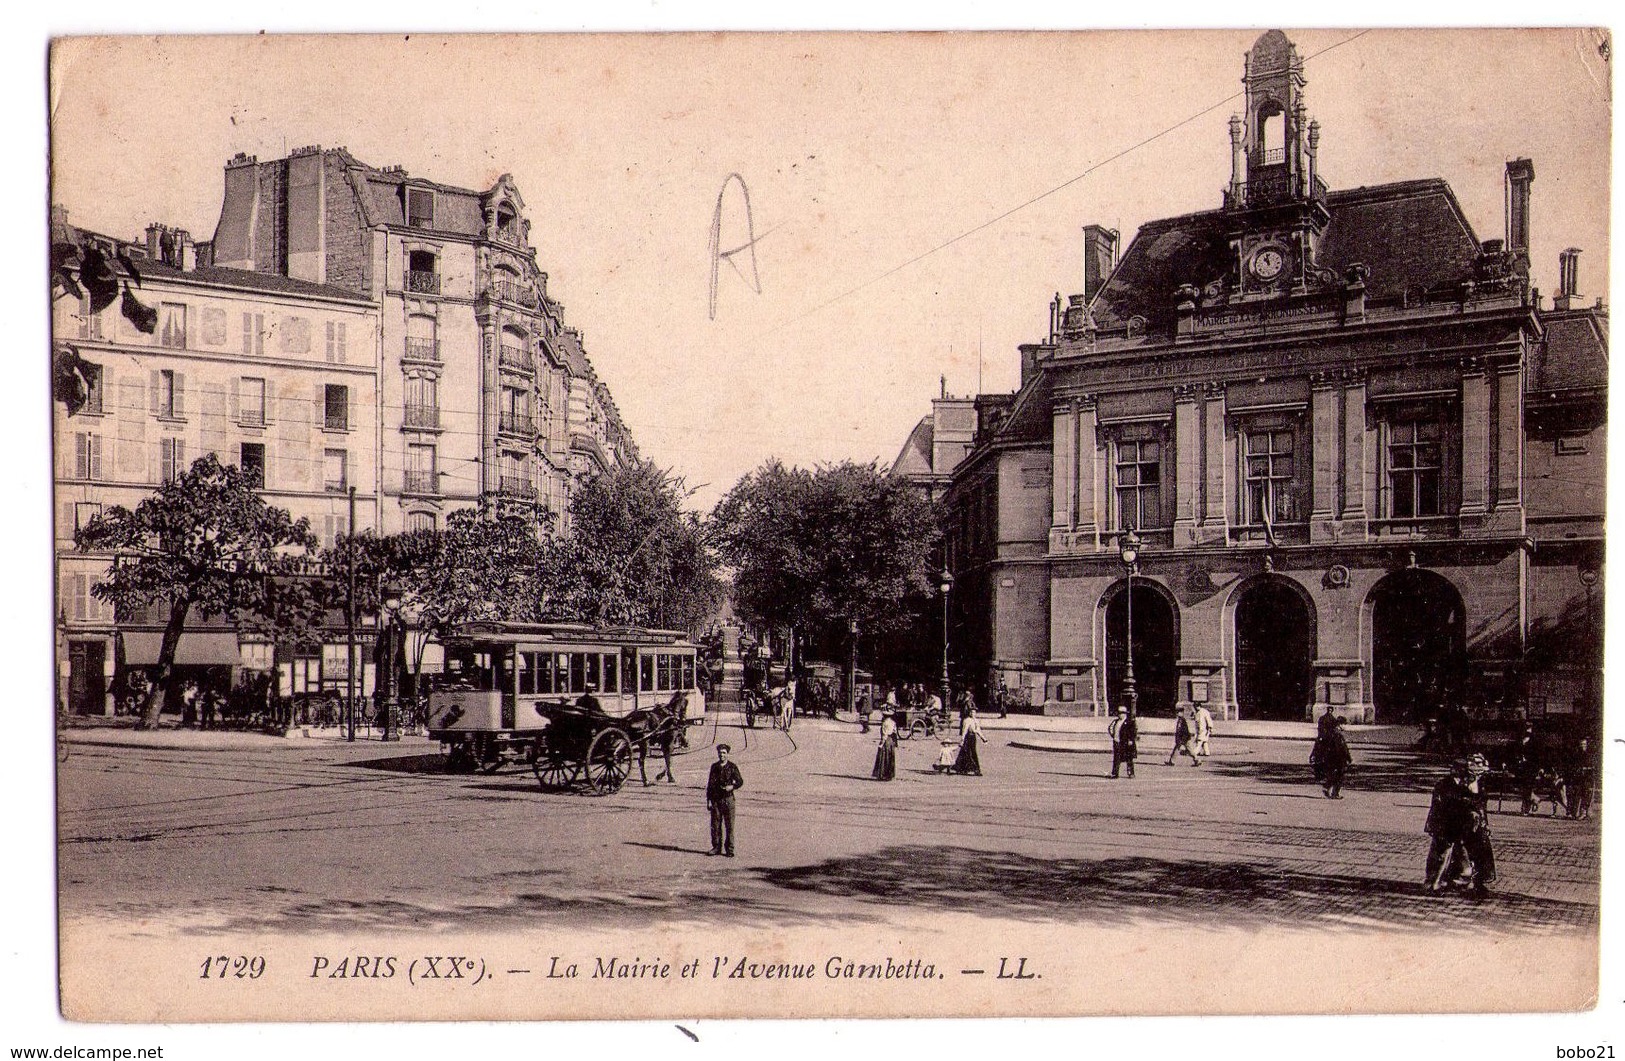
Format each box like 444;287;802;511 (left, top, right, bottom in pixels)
403;469;438;495
498;345;534;373
406;270;441;295
489;279;530;305
499;411;536;436
499;475;535;498
403;337;441;363
403;404;440;429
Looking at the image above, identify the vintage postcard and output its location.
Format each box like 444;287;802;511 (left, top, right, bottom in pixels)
46;28;1611;1026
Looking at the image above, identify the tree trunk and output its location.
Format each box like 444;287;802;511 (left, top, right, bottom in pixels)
138;597;190;729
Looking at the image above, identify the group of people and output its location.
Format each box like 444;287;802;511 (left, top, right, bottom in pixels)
1104;701;1216;778
870;688;984;781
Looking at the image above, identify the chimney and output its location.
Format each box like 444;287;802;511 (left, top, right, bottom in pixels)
1554;248;1581;311
1082;225;1119;303
176;230;196;271
1505;158;1535;264
146;223;165;261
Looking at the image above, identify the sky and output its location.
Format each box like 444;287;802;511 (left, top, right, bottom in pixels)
48;28;1611;511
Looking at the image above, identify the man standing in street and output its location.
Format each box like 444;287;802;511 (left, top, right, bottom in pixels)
1191;702;1215;759
1109;702;1138;778
706;744;744;857
1166;705;1201;766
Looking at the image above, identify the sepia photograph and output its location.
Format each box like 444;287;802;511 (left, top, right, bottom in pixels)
23;11;1619;1047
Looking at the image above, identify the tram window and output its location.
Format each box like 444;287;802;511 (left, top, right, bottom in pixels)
556;653;573;693
656;654;672;692
585;653;601;691
570;653;586;693
640;654;655;693
517;652;533;695
495;649;514;693
537;654;554;694
602;653;618;693
681;656;695;689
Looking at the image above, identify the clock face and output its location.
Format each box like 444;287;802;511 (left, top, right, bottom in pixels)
1251;247;1286;281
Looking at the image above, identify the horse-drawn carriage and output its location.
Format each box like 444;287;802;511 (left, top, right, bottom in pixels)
427;622;705;794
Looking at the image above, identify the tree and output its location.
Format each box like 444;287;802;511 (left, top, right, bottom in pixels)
75;454;317;728
561;460;722;632
710;459;939;683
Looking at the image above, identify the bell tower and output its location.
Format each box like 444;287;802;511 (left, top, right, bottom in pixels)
1222;30;1331;299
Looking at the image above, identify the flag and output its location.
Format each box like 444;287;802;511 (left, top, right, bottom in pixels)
115;248;144;288
53;343;91;415
1261;479;1280;547
79;245;119;314
121;283;158;334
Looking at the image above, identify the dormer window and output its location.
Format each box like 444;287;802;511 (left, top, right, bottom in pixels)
406;187;435;229
496;205;518;242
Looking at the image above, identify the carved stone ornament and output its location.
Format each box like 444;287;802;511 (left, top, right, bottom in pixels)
1126;315;1148;337
1325;564;1351;588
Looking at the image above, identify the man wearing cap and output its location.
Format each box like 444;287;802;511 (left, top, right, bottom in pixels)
706;744;744;857
1424;754;1496;897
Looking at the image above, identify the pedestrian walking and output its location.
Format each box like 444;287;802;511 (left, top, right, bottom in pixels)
1310;714;1352;797
1424;754;1496;897
953;707;984;776
858;688;873;733
1108;704;1138;778
1192;702;1215;758
1514;722;1542;815
1561;735;1595;820
706;744;743;857
872;712;898;781
1166;706;1201;766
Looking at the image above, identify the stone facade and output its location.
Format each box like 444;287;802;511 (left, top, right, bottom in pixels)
943;31;1606;725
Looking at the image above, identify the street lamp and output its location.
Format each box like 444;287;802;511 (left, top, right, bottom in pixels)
1119;530;1142;712
939;568;954;699
380;587;403;741
847;616;860;718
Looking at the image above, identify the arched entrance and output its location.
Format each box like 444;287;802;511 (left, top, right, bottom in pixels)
1234;578;1315;720
1370;570;1466;724
1104;581;1178;716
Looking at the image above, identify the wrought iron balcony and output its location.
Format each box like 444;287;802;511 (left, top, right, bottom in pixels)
402;469;438;495
406;270;441;295
403;337;441;363
499;411;536;436
498;344;534;373
499;475;535;498
403;404;440;429
489;279;530;306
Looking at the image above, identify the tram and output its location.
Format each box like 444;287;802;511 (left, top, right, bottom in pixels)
427;621;707;773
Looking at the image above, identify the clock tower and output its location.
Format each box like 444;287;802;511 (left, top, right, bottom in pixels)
1222;30;1332;300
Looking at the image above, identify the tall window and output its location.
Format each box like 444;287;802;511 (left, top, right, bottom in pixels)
74;433;103;481
325;321;348;364
324;384;348;431
1113;438;1162;530
1244;428;1296;525
239;377;266;426
157;369;178;418
406;511;436;534
241;312;264;356
406;188;435;228
406;443;436;494
405;376;438;428
158;303;187;349
1388;419;1443;518
81;363;103;415
160;436;184;483
73;502;102;533
240;442;265;489
406;250;439;294
323;448;348;493
77;293;102;339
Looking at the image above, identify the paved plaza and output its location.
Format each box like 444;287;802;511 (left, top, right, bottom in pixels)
58;713;1599;939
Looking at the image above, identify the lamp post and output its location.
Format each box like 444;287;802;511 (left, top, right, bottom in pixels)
1119;530;1142;711
939;568;954;699
847;617;860;718
380;587;402;741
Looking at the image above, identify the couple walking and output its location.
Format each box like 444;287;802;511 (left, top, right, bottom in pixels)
1108;701;1213;777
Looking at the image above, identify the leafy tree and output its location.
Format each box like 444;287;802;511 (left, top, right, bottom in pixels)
75;454;317;728
710;459;939;679
561;460;722;632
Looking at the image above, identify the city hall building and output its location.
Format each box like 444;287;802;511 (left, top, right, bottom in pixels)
942;31;1605;723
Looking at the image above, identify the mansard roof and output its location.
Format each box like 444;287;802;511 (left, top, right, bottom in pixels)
1530;308;1609;394
889;416;935;478
1090;179;1485;334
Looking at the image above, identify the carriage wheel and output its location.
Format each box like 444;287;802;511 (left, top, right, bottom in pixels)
585;729;633;795
533;744;572;791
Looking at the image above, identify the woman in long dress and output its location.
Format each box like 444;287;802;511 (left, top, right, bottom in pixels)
872;712;898;781
954;708;984;776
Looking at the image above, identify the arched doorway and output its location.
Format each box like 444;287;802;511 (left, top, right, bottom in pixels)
1234;578;1315;720
1105;581;1178;716
1370;570;1466;724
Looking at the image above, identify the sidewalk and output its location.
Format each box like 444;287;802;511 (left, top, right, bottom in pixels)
709;710;1417;747
61;719;436;752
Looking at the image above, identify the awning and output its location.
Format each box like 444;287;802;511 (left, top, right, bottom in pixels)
122;631;242;666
